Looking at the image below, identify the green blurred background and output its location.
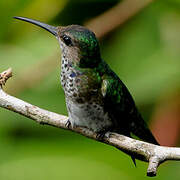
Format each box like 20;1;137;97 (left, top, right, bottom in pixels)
0;0;180;179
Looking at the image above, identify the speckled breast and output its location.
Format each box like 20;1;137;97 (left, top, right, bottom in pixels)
60;56;112;132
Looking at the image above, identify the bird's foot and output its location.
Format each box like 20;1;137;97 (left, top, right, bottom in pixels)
104;131;111;138
96;130;110;140
65;119;71;128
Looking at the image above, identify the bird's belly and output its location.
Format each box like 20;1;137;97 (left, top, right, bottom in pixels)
67;100;112;132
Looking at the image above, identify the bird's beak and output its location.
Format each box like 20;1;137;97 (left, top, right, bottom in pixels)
13;16;58;37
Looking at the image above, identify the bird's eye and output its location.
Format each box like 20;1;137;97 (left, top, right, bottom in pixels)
62;35;72;46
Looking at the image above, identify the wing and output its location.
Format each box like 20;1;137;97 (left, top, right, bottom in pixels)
101;72;159;145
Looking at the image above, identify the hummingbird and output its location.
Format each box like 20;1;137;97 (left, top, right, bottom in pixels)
14;16;159;165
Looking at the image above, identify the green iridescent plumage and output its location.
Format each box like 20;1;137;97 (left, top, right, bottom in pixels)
73;58;159;144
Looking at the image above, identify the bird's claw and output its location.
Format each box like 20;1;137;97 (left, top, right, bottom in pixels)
65;119;71;128
96;131;106;140
96;131;111;140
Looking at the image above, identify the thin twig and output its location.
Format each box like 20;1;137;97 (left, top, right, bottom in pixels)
86;0;155;38
0;69;180;177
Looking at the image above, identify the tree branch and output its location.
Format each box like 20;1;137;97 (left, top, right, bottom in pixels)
0;69;180;177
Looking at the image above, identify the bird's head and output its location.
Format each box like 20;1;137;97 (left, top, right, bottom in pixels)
14;17;101;68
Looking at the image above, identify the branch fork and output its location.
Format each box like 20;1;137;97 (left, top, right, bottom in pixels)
0;68;180;177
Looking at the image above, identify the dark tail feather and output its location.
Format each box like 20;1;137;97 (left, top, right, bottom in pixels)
116;131;137;166
133;124;159;145
116;146;137;166
131;156;136;167
131;114;160;146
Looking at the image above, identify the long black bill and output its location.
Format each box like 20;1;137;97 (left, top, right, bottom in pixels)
13;16;58;36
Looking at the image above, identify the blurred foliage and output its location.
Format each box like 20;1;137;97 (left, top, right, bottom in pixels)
0;0;180;179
